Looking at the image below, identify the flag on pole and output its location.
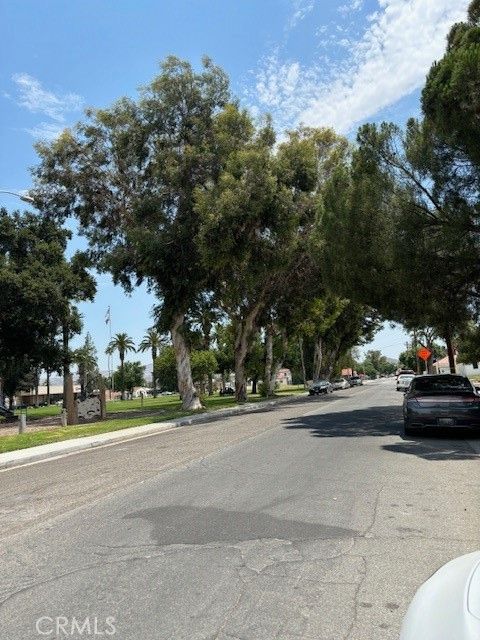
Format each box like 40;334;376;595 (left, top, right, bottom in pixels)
105;306;111;325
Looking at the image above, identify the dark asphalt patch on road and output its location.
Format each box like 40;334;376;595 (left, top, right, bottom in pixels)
124;505;357;545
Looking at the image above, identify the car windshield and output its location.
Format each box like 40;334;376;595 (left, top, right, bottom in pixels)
399;376;414;382
314;380;328;384
411;375;473;393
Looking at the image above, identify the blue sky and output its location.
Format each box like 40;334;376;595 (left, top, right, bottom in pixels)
0;0;468;370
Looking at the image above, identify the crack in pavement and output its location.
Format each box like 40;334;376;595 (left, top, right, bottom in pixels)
343;555;368;640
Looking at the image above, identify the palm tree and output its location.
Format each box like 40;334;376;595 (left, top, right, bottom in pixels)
106;333;136;398
138;328;163;394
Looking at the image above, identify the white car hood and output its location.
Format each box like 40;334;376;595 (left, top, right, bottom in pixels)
400;551;480;640
468;557;480;620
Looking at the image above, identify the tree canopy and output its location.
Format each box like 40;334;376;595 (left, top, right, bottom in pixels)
423;0;480;167
0;208;95;404
32;56;233;410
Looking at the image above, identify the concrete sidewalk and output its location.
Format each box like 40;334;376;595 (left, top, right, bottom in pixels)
0;393;308;470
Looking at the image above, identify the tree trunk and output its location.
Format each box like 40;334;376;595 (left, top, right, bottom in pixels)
413;330;421;374
62;322;70;411
264;325;274;397
313;336;323;381
152;347;157;396
272;330;288;391
65;372;78;425
426;355;433;374
9;394;14;411
120;354;125;400
251;376;258;394
235;354;247;403
34;369;39;407
234;305;262;403
46;369;51;405
320;347;338;381
171;312;203;410
270;362;281;393
445;331;456;373
79;365;86;398
299;337;307;388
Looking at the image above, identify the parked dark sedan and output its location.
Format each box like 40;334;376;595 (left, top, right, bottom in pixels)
308;380;333;395
403;374;480;435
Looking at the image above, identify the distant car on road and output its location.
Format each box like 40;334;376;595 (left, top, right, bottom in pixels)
396;368;415;379
332;377;350;390
348;376;363;387
0;404;15;423
400;551;480;640
397;374;415;392
403;374;480;435
308;380;333;395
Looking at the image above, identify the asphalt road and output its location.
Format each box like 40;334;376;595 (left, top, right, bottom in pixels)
1;381;479;640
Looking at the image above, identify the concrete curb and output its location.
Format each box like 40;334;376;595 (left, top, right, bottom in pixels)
0;393;308;470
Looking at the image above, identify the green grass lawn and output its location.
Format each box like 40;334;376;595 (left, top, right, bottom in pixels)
15;385;306;418
15;404;63;420
1;385;306;454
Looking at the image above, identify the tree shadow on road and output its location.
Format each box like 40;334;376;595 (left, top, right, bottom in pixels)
382;439;479;461
283;405;480;461
284;405;402;438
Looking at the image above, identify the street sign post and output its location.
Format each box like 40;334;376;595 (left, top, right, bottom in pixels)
417;346;432;362
417;347;432;361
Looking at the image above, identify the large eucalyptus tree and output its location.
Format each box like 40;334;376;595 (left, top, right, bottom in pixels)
31;57;235;410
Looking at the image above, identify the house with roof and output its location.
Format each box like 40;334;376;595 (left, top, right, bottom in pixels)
432;352;480;377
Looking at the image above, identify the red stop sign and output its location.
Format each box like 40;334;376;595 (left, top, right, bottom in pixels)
417;346;432;362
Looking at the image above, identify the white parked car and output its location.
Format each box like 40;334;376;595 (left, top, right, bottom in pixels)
400;551;480;640
397;374;415;392
331;377;350;390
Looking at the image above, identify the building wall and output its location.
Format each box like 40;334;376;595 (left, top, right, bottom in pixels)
457;362;480;377
433;360;480;376
276;369;292;385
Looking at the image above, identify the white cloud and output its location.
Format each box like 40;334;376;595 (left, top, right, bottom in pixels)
12;73;83;122
9;73;83;139
252;0;469;134
288;0;315;29
24;122;66;141
339;0;364;15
